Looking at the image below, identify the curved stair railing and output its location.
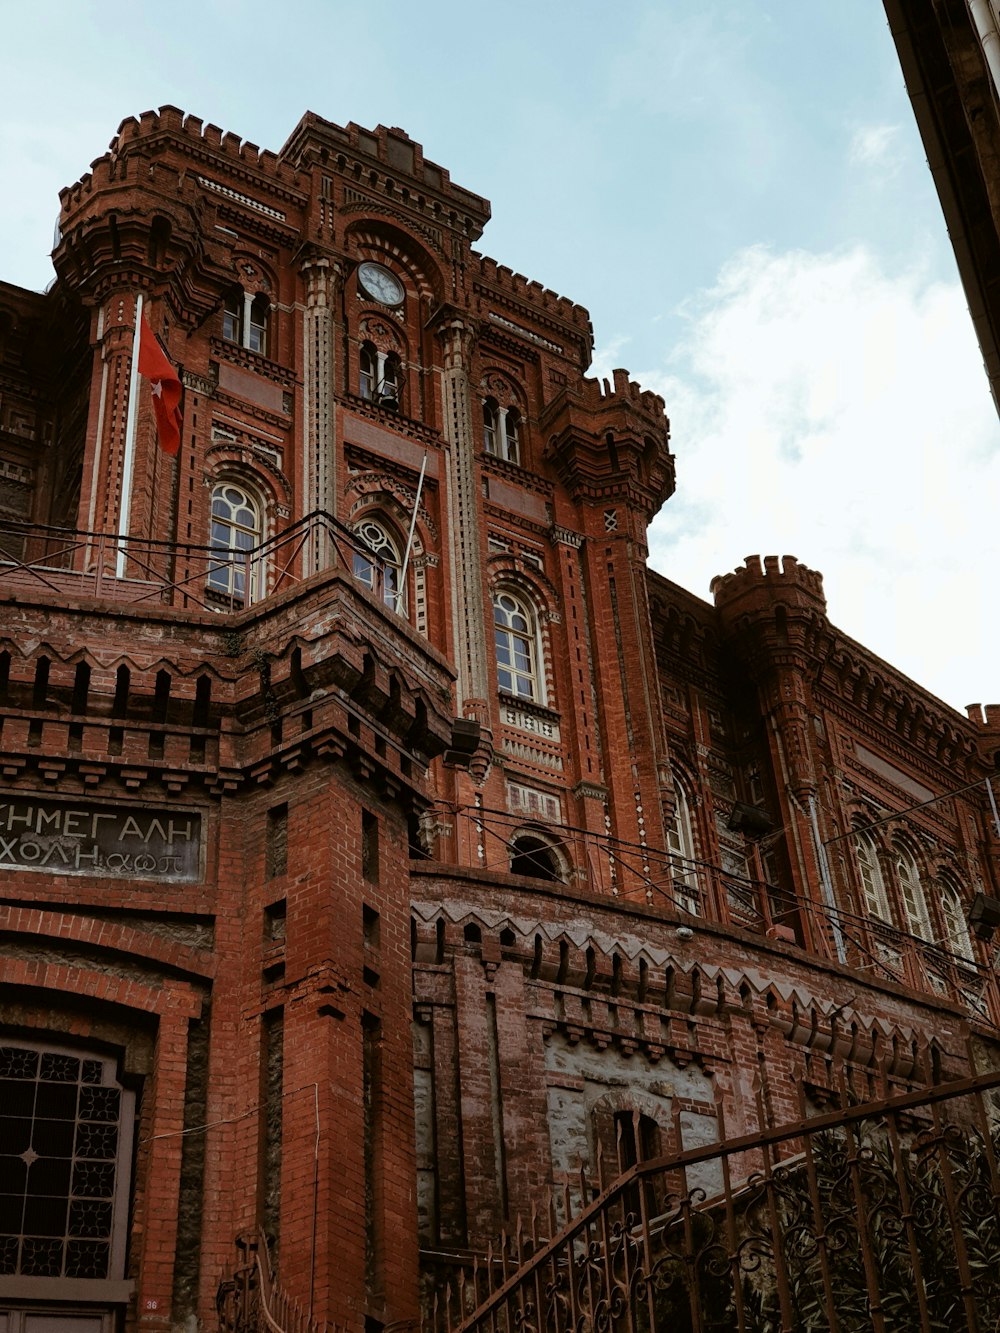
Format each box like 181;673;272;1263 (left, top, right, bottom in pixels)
431;1066;1000;1333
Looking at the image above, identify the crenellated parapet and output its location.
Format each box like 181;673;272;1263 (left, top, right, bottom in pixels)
541;367;674;519
473;253;594;362
967;702;1000;771
711;554;827;621
54;107;310;319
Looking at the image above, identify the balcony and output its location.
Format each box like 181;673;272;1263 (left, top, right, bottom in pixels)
0;512;390;615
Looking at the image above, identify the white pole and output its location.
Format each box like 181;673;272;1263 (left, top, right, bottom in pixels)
116;293;143;579
396;451;427;615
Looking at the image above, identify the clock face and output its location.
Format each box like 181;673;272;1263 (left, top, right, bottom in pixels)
358;261;404;307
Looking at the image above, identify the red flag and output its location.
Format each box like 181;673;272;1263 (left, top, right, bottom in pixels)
137;315;183;456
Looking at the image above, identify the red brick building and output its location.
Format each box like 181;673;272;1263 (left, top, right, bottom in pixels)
1;108;999;1333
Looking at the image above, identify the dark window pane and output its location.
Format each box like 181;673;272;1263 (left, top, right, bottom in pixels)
0;1158;27;1194
0;1083;36;1116
68;1198;112;1238
39;1053;79;1083
0;1048;38;1079
79;1087;120;1122
81;1061;102;1086
72;1160;115;1199
75;1122;118;1160
66;1237;109;1278
0;1234;18;1273
0;1195;26;1233
35;1084;78;1121
28;1157;72;1197
0;1115;33;1152
34;1118;75;1158
20;1235;62;1275
23;1193;69;1236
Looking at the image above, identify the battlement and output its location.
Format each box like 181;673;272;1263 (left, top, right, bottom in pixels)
711;555;827;613
278;113;491;235
474;252;592;333
58;106;306;211
966;703;1000;729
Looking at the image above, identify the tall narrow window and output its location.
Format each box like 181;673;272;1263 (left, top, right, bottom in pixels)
208;483;261;604
940;875;974;960
483;400;499;454
248;294;269;356
504;408;521;465
856;833;892;923
896;843;932;940
359;343;377;401
223;290;242;344
493;590;538;699
667;780;700;915
482;399;521;463
353;519;403;613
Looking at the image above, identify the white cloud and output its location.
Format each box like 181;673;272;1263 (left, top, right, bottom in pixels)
640;244;1000;714
849;123;902;170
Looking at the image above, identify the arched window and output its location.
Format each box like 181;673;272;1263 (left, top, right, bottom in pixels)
223;288;270;356
856;833;892;923
208;482;261;604
939;874;974;960
509;831;564;882
896;843;932;940
482;399;521;463
353;518;403;613
359;344;403;409
666;780;700;915
493;590;540;699
0;1039;136;1289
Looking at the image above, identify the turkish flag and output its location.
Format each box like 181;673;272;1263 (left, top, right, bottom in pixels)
137;315;183;456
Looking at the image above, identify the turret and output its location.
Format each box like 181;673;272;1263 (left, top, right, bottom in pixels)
541;368;674;523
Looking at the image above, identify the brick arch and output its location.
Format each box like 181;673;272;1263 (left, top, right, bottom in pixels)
346;222;444;300
0;904;213;983
0;956;202;1021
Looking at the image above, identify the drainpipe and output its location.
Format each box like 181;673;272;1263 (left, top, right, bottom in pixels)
969;0;1000;97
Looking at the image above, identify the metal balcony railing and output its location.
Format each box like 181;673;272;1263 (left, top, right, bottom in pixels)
0;512;391;614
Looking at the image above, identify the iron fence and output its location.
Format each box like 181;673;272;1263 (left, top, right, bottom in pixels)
428;1067;1000;1333
218;1231;345;1333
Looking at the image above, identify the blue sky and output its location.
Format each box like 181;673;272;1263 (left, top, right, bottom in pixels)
3;1;997;712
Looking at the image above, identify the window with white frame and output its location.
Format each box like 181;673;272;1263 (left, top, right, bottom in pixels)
208;482;261;604
666;780;700;915
0;1040;135;1291
895;843;932;940
856;833;892;923
359;343;402;408
939;874;974;960
482;398;520;464
223;288;270;356
493;590;539;699
353;518;404;613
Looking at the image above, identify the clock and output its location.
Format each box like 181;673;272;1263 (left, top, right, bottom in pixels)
358;261;404;307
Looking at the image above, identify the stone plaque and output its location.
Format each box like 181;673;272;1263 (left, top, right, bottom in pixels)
0;795;202;882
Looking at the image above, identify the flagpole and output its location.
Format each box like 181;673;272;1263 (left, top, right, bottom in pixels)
116;292;143;579
397;451;427;615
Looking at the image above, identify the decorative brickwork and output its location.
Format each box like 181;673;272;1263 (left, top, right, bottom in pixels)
1;108;998;1333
